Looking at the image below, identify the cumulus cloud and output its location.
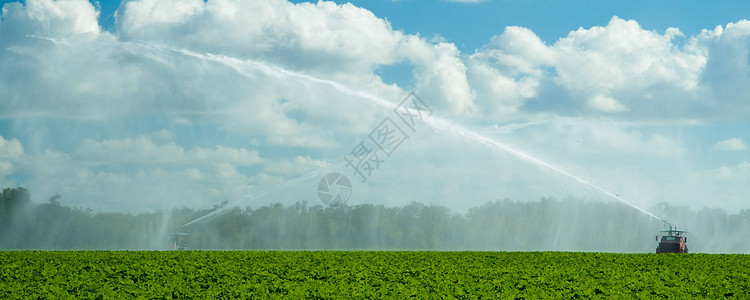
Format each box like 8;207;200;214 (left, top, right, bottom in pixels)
0;135;24;161
405;39;475;115
0;135;24;177
554;17;703;92
7;136;276;212
714;161;750;181
467;26;551;116
76;137;262;165
502;117;688;166
116;0;476;116
44;0;469;134
117;0;402;71
1;0;750;215
712;138;748;151
588;94;627;113
693;20;750;117
469;16;708;117
264;155;330;176
705;161;750;209
116;0;204;36
1;0;396;144
0;0;100;38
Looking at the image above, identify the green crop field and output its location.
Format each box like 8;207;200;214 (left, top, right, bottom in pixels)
1;251;747;299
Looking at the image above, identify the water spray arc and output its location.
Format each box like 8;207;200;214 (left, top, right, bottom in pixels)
178;163;342;229
425;117;672;226
165;45;675;240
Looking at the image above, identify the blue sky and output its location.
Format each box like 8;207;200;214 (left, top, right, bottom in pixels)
297;0;750;50
63;0;750;54
0;0;749;216
333;0;750;90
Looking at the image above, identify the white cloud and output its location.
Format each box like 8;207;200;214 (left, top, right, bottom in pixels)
2;0;482;150
117;0;404;74
9;137;273;212
116;0;476;117
713;138;748;151
706;162;750;210
1;0;750;216
405;39;476;115
0;135;24;161
0;161;13;178
714;161;750;181
469;16;708;117
116;0;204;36
76;137;262;165
554;17;703;92
264;155;331;176
0;135;24;178
467;26;551;117
1;0;100;37
503;117;688;164
588;94;628;113
487;26;556;67
693;20;750;117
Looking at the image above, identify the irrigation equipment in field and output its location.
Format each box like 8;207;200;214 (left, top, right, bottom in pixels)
170;232;190;251
655;224;688;253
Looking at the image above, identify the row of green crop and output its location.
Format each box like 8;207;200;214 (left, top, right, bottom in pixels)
1;251;747;299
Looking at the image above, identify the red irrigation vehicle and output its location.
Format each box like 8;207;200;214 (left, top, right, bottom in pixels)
656;225;688;253
170;232;190;251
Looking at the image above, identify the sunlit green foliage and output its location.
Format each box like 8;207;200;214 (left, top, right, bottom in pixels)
1;251;747;298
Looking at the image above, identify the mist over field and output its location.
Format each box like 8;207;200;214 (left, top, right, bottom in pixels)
2;187;750;253
1;0;749;253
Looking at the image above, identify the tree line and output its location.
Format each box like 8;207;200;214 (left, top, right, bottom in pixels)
1;187;749;252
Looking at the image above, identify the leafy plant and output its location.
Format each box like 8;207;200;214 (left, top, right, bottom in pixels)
1;251;748;298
